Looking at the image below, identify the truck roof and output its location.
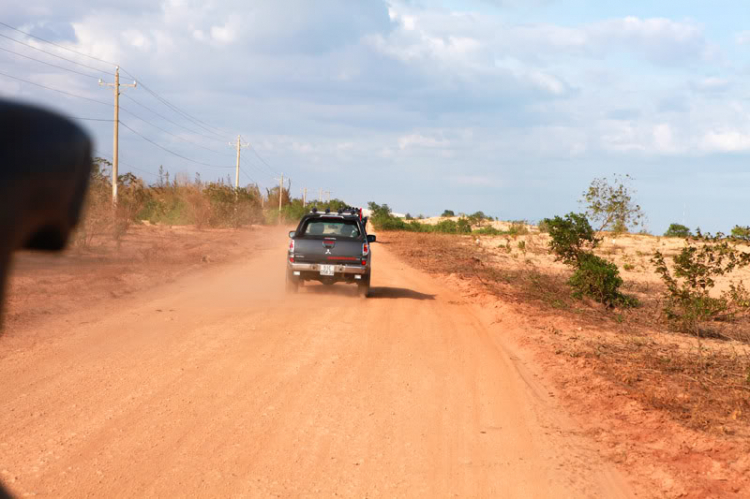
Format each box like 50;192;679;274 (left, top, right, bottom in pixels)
304;206;362;219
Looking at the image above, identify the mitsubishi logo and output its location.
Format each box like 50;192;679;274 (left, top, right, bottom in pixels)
325;248;332;255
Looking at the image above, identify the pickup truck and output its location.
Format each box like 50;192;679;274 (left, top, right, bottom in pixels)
286;207;376;297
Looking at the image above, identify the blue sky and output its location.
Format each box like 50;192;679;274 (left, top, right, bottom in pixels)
1;0;749;232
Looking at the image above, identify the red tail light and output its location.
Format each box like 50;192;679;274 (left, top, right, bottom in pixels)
361;259;367;266
289;239;295;253
362;242;369;257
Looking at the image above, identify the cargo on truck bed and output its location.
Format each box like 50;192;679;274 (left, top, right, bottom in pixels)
286;207;375;297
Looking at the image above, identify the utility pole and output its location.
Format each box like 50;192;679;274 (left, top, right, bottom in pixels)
228;135;249;189
326;190;331;203
99;66;136;204
276;173;284;213
302;187;307;207
319;188;323;203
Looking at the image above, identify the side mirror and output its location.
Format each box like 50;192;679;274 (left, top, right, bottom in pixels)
367;234;376;243
288;231;295;238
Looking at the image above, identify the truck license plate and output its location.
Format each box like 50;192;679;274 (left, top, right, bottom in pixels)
320;265;335;276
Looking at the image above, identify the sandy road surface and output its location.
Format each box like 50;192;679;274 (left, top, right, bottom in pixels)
0;229;632;498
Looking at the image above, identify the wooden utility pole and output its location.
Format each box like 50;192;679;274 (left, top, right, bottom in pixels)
278;173;284;212
229;135;249;189
99;66;136;204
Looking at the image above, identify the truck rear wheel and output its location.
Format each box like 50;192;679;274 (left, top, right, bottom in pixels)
357;275;370;298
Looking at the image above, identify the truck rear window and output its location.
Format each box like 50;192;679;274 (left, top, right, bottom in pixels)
301;219;361;238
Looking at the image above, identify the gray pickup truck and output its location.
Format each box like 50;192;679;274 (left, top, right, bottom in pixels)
286;207;376;297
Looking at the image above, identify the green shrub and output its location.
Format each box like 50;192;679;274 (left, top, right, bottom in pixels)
652;233;750;335
457;218;472;234
441;210;455;217
664;223;692;238
475;226;501;236
569;253;634;307
378;216;409;231
543;213;598;266
435;220;459;234
543;212;634;307
731;225;750;241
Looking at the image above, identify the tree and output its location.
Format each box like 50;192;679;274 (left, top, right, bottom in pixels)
581;174;644;235
92;157;111;183
266;185;291;208
544;213;598;266
542;212;635;307
441;210;455;217
664;223;692;238
652;232;750;334
731;225;750;241
457;218;472;233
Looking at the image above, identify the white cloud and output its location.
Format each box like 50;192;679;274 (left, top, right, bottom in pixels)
123;29;151;50
398;133;446;150
210;23;236;44
495;57;567;95
690;76;731;93
4;0;750;233
701;130;750;153
652;123;679;154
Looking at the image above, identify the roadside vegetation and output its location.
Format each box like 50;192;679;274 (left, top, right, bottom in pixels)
74;158;347;248
368;202;527;236
374;174;750;435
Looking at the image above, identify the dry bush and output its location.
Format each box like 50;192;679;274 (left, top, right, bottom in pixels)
71;162;114;249
183;186;211;229
576;335;750;433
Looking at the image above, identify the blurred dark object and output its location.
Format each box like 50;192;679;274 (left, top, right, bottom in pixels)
0;99;93;317
0;99;92;496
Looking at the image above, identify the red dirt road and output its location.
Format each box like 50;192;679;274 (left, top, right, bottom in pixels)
0;229;633;498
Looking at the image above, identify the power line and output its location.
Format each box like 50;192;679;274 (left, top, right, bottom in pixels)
0;69;112;106
95;151;160;179
0;22;231;146
0;21;117;68
119;121;234;170
249;145;280;176
121;93;228;145
240;154;276;180
0;70;233;177
0;32;113;77
117;103;230;156
0;45;100;79
239;167;257;186
131;80;226;139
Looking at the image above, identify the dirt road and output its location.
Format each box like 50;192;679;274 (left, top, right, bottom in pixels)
0;228;633;498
